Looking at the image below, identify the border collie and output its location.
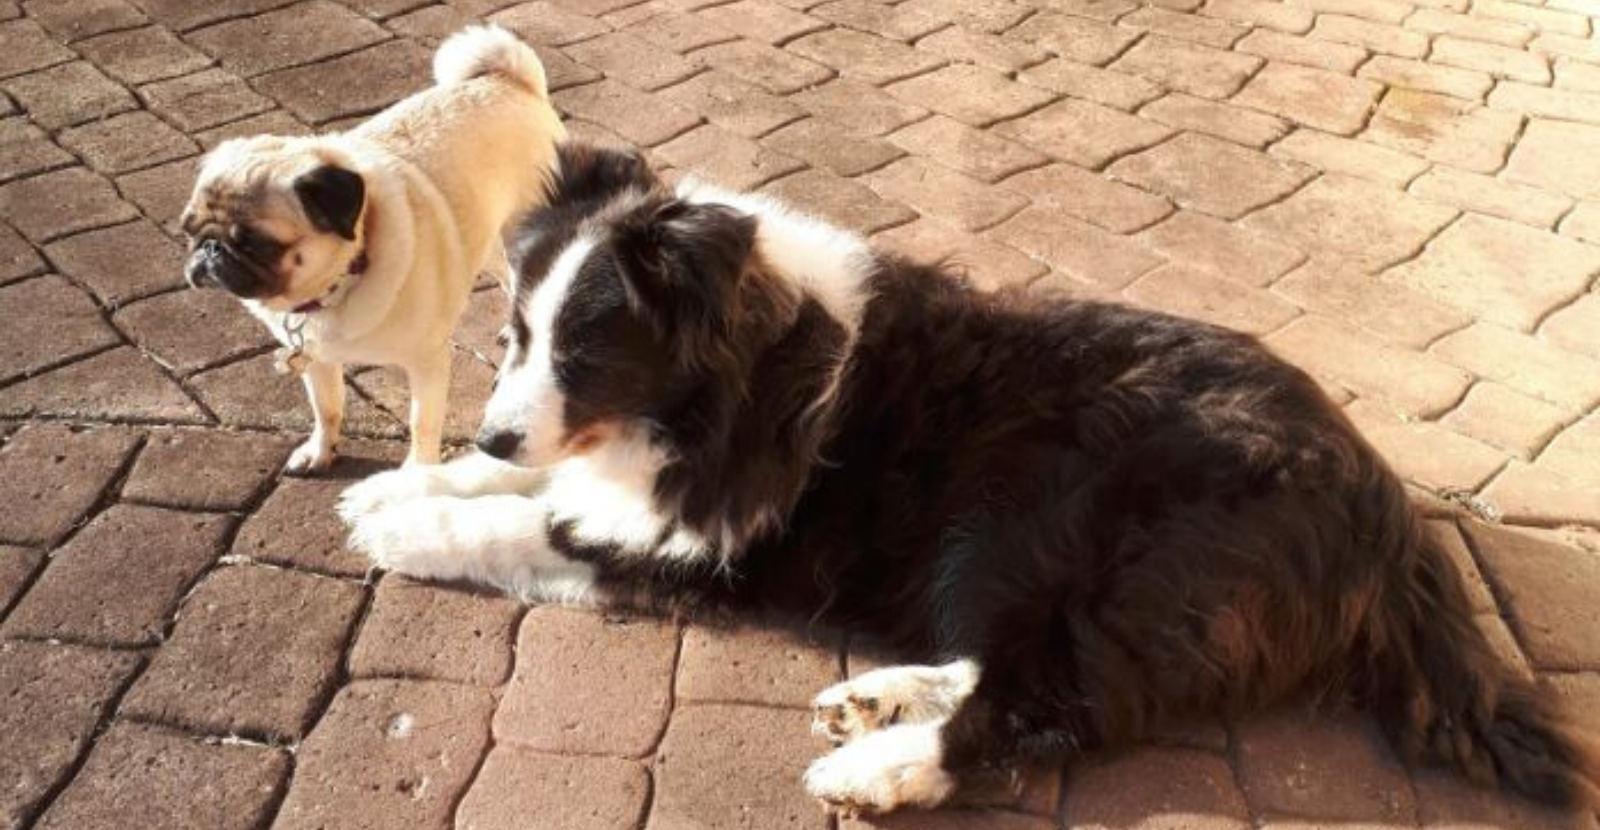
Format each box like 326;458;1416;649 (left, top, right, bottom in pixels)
341;142;1599;815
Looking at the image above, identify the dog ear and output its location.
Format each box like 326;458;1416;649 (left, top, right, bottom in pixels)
613;198;756;336
294;164;366;240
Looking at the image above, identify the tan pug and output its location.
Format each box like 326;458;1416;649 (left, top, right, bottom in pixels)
181;25;565;473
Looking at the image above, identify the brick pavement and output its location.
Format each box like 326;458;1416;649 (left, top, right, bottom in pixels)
1;0;1599;826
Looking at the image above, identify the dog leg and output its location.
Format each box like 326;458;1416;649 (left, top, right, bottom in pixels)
348;494;597;604
339;451;548;519
404;349;451;466
812;660;979;745
804;722;958;815
287;359;344;475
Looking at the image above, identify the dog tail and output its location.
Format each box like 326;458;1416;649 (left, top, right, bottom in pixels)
1361;474;1600;808
434;24;548;97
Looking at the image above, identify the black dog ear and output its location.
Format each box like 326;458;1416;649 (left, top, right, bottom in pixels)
613;198;756;326
294;164;365;240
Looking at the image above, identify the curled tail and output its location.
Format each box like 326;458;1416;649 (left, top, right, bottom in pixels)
433;24;548;97
1364;484;1600;807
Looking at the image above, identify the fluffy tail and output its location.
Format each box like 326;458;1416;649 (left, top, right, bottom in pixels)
433;25;548;97
1363;480;1600;807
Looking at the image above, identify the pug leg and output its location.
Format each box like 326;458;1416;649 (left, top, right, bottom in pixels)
404;349;451;466
287;360;344;475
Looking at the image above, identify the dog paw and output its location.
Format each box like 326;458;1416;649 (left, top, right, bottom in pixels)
338;467;435;524
804;724;955;816
285;438;335;476
813;681;892;745
345;505;446;577
812;662;978;745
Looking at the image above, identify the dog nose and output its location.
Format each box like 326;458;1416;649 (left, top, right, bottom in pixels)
476;427;523;460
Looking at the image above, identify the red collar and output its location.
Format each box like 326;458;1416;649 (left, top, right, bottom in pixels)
291;250;368;314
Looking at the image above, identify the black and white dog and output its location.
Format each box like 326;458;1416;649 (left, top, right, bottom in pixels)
341;143;1599;814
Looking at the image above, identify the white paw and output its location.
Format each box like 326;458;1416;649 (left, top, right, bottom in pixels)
804;723;956;816
337;467;440;526
285;437;335;476
346;505;448;577
812;662;979;745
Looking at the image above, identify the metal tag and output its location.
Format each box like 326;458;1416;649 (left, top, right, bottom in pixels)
274;346;311;376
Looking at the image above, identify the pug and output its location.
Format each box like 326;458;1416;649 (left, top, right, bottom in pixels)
181;25;565;473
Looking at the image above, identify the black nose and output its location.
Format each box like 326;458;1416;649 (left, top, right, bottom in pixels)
476;428;523;460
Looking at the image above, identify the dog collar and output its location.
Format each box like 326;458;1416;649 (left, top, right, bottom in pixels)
291;250;368;314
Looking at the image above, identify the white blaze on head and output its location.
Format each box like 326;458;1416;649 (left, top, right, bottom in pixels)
480;234;597;467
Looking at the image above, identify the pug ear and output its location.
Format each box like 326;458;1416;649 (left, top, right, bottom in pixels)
294;164;365;240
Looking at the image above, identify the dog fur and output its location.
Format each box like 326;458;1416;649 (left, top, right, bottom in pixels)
181;25;564;472
343;142;1600;815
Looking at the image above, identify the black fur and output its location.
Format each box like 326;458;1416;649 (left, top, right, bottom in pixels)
293;164;365;240
509;141;1600;809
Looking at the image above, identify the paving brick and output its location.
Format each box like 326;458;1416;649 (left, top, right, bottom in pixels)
59;111;198;175
131;0;297;31
1541;293;1600;360
76;25;210;85
691;38;832;94
1359;55;1494;100
677;623;840;708
496;607;678;756
848;809;1056;829
1206;0;1313;32
863;156;1028;231
991;206;1165;288
122;564;366;741
763;168;917;233
0;346;208;424
234;476;371;576
0;167;138;243
1543;672;1600;735
1478;611;1536;681
619;9;736;52
0;424;140;545
275;679;494;830
1431;35;1551;83
795;29;949;86
1017;61;1155;113
888;115;1048;184
650;704;827;830
0;222;43;284
888;64;1054;127
195;109;308;148
1403;8;1533;48
487;1;609;45
875;217;1048;290
141;67;279;131
189;351;405;438
1272;130;1427;187
3;61;136;130
1344;398;1506;489
255;39;430;124
565;31;701;91
1002;163;1174;234
658;71;805;138
116;288;275;375
4;504;229;645
1123;264;1301;334
538;47;604;92
1414;767;1599;830
1063;747;1250;829
1410;165;1572;228
349;575;521;685
1537;415;1600;488
34;721;288;830
1266;315;1472;416
1243;173;1456;270
45;219;185;305
1290;0;1414;21
1506;119;1600;201
1464;522;1600;671
1121;6;1250;48
1235;707;1415;823
458;747;650;830
918;26;1049;74
1235;62;1382;134
1555;58;1600;92
894;0;1028;32
117;156;198;235
122;429;291;510
1312;13;1429;56
1235;28;1368;73
0;641;142;829
0;275;119;384
1007;11;1140;66
0;544;43;611
0;19;74;80
1272;258;1470;348
1365;89;1522;174
762;117;902;176
1139;94;1289;149
0;118;73;184
555;78;702;146
1432;518;1496;613
1391;214;1600;333
1483;459;1600;524
189;0;387;76
1490;81;1600;126
1138;211;1302;286
1474;0;1589;36
1111;36;1262;99
1110;133;1314;219
384;4;474;46
813;0;943;41
655;123;804;190
996;98;1174;169
693;0;820;43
